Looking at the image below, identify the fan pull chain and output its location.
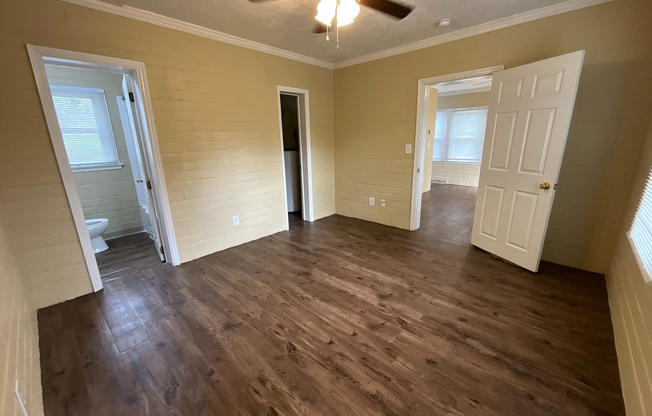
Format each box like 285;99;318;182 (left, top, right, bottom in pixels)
326;26;329;41
336;25;339;49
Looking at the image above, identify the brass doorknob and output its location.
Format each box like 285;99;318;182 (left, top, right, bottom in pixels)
540;182;551;190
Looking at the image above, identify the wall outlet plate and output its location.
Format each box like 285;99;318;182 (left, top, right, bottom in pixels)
369;197;374;206
405;144;412;154
232;215;239;226
381;199;386;207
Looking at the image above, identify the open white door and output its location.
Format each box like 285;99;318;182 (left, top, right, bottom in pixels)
121;75;166;262
471;51;585;272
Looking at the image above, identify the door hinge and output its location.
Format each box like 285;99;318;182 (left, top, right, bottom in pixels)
128;92;135;102
146;180;152;190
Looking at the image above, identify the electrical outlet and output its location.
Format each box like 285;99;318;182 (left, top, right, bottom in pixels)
359;196;365;203
405;144;412;154
381;199;386;207
232;215;239;226
15;380;28;416
369;197;375;206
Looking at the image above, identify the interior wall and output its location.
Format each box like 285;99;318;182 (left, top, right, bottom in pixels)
44;65;144;239
422;89;438;193
0;208;44;416
606;107;652;416
280;94;299;150
0;0;335;308
437;91;491;110
334;0;652;273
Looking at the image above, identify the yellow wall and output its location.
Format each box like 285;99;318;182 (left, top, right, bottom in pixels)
437;91;491;110
606;107;652;416
0;0;335;308
45;65;145;238
422;89;438;193
0;209;44;416
334;0;652;273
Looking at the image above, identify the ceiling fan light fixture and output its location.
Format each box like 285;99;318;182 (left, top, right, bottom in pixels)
337;0;360;27
316;0;336;26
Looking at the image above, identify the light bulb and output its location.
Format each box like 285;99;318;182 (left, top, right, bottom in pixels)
337;0;360;27
316;0;336;26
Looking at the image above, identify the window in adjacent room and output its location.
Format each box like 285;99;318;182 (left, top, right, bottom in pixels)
50;85;121;171
628;169;652;286
433;107;488;163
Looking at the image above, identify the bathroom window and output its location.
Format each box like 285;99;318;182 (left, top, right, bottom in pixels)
433;107;488;163
50;85;121;171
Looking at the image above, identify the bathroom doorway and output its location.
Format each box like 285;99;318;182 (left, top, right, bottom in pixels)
280;94;302;224
276;86;314;229
28;46;179;292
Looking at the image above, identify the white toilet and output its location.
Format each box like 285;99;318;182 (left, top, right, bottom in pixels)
86;218;110;253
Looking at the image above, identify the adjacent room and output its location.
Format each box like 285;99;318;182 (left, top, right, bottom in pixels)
1;0;651;415
43;63;166;278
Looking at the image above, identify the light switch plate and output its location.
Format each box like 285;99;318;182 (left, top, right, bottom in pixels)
381;199;386;207
232;215;239;226
405;144;412;154
369;197;375;206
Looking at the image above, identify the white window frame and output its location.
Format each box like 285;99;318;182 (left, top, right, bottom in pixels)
50;85;123;172
627;169;652;286
433;106;488;164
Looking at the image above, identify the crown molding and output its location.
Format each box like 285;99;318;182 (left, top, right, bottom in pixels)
59;0;335;69
332;0;614;69
60;0;613;72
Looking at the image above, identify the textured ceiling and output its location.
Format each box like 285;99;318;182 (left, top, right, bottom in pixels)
102;0;571;63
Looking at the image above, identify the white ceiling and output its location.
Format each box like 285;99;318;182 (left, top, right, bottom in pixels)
100;0;574;63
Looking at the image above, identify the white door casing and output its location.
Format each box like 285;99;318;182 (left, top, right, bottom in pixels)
471;51;585;272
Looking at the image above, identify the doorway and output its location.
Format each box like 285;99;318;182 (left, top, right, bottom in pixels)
28;45;179;292
276;86;314;229
412;52;585;272
411;66;504;231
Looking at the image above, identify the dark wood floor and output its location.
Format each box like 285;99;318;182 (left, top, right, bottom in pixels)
38;184;625;416
96;232;161;280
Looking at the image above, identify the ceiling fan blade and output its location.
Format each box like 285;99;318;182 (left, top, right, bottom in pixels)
358;0;414;20
313;23;329;33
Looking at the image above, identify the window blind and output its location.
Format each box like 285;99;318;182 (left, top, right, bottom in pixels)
50;85;120;169
433;107;488;163
628;169;652;285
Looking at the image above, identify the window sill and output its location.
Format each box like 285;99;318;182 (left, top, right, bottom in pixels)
626;232;652;287
432;160;481;165
71;163;123;173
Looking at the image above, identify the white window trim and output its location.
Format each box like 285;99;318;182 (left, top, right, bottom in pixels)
50;84;122;171
433;105;488;163
71;162;124;173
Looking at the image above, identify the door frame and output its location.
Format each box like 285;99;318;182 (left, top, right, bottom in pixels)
27;45;180;293
276;86;314;229
410;65;505;230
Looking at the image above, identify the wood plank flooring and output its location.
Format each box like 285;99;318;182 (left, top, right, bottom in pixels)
96;232;161;279
38;184;625;416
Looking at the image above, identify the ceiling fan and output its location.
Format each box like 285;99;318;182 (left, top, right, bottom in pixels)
248;0;415;49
